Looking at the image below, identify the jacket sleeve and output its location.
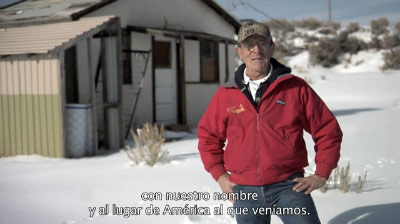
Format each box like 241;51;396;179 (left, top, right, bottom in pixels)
299;81;343;179
198;88;229;181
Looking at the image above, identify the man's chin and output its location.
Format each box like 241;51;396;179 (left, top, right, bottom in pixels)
249;62;268;69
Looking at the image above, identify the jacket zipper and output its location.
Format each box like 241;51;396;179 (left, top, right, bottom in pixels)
245;76;291;185
255;113;261;185
283;129;289;139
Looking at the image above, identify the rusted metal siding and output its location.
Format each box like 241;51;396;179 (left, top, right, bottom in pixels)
0;55;63;157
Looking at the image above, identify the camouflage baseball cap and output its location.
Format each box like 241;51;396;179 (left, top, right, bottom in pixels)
238;21;273;44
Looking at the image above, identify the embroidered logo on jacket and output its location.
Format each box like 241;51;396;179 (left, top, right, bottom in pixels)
227;104;245;114
276;100;286;105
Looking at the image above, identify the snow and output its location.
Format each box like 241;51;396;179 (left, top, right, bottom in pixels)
348;28;373;43
292;37;306;48
1;54;400;224
165;130;191;140
333;50;386;73
287;51;310;69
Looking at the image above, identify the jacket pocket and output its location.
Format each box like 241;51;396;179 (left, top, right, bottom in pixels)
281;128;295;149
224;136;254;174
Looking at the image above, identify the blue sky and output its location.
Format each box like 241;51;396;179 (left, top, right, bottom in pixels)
215;0;400;26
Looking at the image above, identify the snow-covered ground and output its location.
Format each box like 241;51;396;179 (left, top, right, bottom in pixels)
1;51;400;224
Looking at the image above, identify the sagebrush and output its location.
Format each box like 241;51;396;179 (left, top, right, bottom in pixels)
309;37;340;67
263;16;400;69
124;123;169;166
381;48;400;70
371;17;389;36
320;162;368;193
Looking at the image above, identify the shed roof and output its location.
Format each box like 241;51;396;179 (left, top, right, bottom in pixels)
0;0;116;28
0;15;118;56
127;25;237;44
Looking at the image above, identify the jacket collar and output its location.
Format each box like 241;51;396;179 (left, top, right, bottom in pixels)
234;57;292;90
223;58;292;90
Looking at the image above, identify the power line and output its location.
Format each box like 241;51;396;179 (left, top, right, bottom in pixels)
230;0;275;20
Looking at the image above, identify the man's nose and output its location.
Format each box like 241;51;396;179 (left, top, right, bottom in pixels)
252;43;261;53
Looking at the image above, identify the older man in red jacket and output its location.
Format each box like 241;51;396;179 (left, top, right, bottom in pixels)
198;21;342;224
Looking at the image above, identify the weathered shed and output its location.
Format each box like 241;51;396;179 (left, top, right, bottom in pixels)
0;15;123;157
0;0;241;158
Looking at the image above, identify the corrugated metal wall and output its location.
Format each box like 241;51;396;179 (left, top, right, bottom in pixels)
0;55;64;157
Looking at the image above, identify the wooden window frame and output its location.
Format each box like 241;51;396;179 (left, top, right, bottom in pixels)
122;29;132;84
200;40;219;83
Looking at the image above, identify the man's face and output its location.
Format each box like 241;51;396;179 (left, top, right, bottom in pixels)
236;35;275;74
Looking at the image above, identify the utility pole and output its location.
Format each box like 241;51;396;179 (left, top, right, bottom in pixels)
329;0;332;23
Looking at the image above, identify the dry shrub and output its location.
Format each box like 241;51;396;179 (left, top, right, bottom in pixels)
371;17;389;36
309;28;369;67
394;22;400;38
292;18;322;30
339;162;351;192
395;22;400;31
382;34;397;49
321;162;368;193
346;22;360;34
356;172;368;193
318;27;337;35
265;19;294;34
382;31;400;49
381;48;400;70
304;34;319;45
369;36;382;49
309;37;340;67
264;19;300;57
342;36;367;54
124;123;169;166
272;46;287;64
325;21;341;31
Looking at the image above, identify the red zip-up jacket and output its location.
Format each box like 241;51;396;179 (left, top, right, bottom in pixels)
198;66;342;186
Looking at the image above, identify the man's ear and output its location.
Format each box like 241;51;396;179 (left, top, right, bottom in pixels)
270;43;275;53
236;46;243;60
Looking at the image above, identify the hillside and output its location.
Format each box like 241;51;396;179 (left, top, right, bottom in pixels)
267;17;400;71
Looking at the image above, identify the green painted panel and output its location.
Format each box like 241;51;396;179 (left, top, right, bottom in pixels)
8;93;16;156
0;96;4;157
0;95;64;158
53;96;63;158
45;95;55;157
38;95;48;156
33;94;41;155
1;96;10;156
26;95;36;155
15;93;22;155
20;95;29;155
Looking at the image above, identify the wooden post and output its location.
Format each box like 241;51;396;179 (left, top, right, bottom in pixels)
87;37;98;155
178;34;187;125
59;51;67;157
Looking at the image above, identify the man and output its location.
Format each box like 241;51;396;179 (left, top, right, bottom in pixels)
198;21;343;224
